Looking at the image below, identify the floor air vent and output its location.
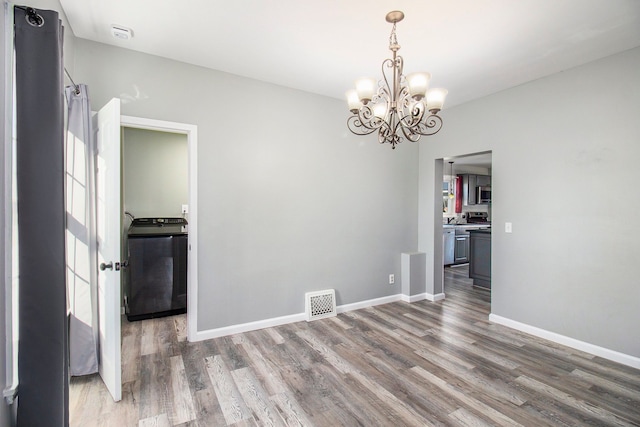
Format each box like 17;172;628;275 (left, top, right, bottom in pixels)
305;289;337;321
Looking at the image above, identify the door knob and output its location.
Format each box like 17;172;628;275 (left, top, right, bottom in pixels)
100;262;113;271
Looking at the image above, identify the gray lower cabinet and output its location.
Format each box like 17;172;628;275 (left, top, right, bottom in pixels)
454;234;469;263
469;230;491;289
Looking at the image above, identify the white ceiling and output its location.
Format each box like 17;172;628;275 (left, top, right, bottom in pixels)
58;0;640;109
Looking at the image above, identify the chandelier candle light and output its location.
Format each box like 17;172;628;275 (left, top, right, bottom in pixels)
346;11;448;149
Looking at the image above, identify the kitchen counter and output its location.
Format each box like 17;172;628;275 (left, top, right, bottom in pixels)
469;228;491;234
444;223;491;227
444;223;491;232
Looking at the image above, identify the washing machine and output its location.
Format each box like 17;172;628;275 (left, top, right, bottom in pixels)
125;217;188;321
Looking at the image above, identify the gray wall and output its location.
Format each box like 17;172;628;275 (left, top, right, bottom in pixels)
73;39;419;330
419;47;640;357
122;127;188;218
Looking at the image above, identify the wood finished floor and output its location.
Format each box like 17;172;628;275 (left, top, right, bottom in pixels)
70;265;640;426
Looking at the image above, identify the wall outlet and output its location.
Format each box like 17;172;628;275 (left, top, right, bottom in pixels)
181;204;189;214
389;274;395;285
505;222;512;233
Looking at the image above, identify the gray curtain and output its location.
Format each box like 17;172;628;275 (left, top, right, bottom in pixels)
15;5;69;427
66;84;99;376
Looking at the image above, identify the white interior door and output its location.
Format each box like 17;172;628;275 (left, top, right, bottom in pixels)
96;98;122;402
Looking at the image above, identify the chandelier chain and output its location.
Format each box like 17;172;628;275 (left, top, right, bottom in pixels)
389;22;399;51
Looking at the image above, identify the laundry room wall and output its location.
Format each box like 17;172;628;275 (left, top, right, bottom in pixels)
122;127;188;219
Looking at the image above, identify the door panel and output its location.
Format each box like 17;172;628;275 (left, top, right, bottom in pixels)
96;98;122;401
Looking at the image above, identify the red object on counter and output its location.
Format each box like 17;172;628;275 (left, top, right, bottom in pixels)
455;175;463;213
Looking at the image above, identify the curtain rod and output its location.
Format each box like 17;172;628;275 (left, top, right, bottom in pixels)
15;6;44;27
16;6;80;95
64;68;80;95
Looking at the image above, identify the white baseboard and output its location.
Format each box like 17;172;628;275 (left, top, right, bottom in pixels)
336;294;402;314
401;293;427;303
425;292;446;302
193;294;403;342
489;314;640;370
194;312;307;341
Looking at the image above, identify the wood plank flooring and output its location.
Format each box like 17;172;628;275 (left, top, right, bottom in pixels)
70;265;640;426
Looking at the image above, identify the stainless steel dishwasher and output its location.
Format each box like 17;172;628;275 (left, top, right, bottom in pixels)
443;228;455;265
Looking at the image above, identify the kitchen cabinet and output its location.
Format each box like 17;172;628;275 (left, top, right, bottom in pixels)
462;174;477;206
461;174;491;206
476;175;491;187
469;229;491;289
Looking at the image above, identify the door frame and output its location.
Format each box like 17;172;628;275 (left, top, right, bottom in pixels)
435;151;492;303
120;115;198;341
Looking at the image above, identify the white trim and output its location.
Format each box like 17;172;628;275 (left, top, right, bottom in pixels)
489;314;640;370
193;294;404;342
3;0;18;405
336;294;402;314
195;312;307;341
401;293;427;303
425;292;446;302
119;115;199;342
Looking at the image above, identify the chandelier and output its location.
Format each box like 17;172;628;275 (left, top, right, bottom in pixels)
346;11;448;149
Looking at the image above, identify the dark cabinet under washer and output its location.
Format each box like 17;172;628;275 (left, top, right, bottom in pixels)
126;218;188;321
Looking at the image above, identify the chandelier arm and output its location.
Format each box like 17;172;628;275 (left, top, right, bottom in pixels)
398;98;426;129
347;115;378;136
380;58;395;103
374;85;391;107
347;106;385;136
377;121;401;149
414;114;444;136
388;110;406;141
397;112;422;143
399;123;422;143
357;106;385;131
395;97;430;142
347;116;380;136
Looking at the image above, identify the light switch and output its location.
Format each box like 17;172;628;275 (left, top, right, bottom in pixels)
505;222;512;233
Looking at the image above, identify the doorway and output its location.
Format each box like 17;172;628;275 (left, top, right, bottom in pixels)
119;115;198;341
439;151;492;305
121;127;188;322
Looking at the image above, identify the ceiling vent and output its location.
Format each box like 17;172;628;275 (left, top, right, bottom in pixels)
110;25;133;40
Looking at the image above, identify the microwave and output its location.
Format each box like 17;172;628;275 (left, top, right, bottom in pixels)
477;186;491;204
